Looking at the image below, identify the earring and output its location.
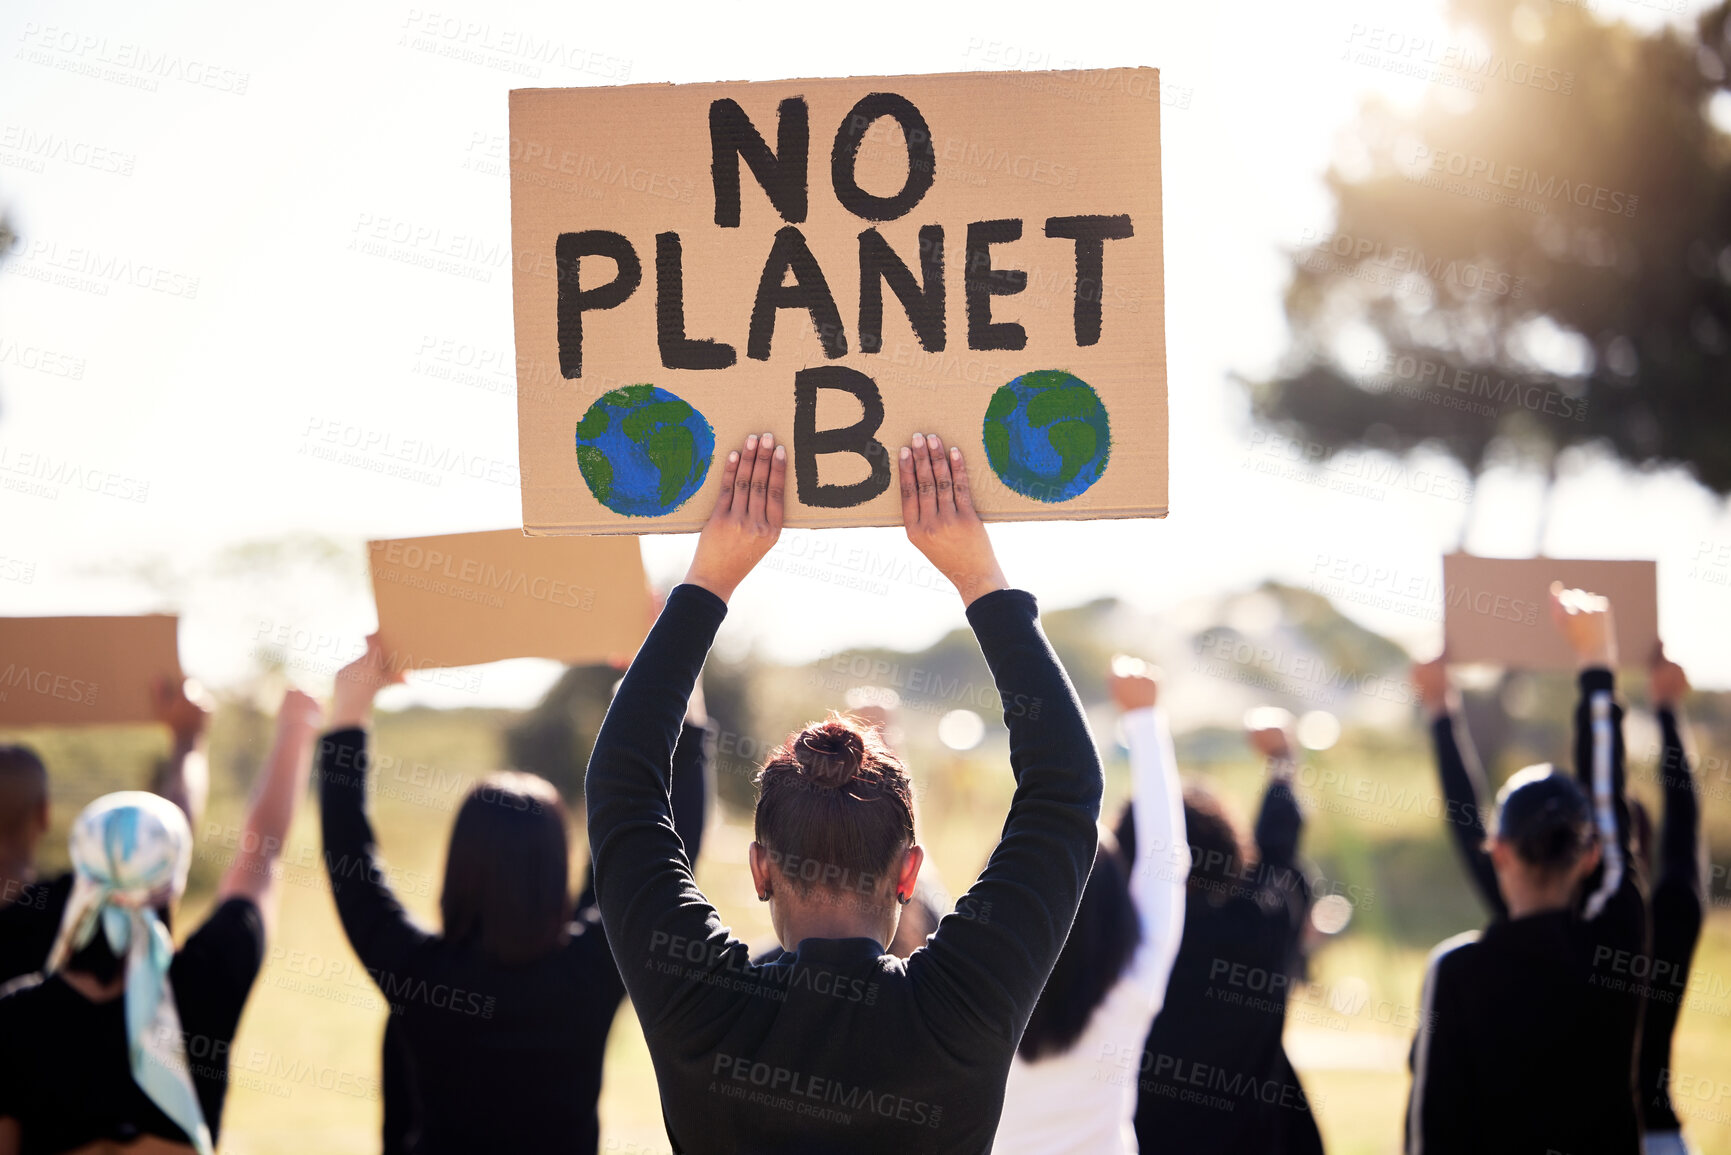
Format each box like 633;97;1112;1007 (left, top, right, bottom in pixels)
757;892;770;902
896;892;911;906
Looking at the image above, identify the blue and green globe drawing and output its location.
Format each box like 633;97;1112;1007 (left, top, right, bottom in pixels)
981;370;1112;503
574;385;715;517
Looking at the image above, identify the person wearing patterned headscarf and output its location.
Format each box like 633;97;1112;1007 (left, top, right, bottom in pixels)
0;688;322;1155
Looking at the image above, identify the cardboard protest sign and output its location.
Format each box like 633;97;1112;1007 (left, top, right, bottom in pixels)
368;529;649;668
509;69;1167;534
1441;554;1659;670
0;615;181;726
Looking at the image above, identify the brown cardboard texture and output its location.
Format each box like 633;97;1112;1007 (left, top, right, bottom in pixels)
0;615;182;726
509;69;1167;534
1440;554;1659;670
368;529;649;668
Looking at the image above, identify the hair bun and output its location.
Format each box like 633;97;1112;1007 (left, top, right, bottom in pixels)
793;720;867;788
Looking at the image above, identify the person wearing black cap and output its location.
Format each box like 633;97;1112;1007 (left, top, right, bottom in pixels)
583;430;1103;1154
1413;641;1704;1154
1406;586;1648;1154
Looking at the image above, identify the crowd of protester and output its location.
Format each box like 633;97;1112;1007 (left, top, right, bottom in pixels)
0;431;1710;1154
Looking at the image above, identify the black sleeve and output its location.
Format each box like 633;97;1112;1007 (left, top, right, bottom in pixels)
381;1016;413;1155
1655;706;1703;903
585;585;757;1032
1406;946;1482;1153
577;720;712;917
908;589;1104;1045
172;897;266;1029
1251;779;1313;971
1574;668;1635;919
1253;776;1303;871
1430;713;1506;920
0;994;21;1120
318;728;433;977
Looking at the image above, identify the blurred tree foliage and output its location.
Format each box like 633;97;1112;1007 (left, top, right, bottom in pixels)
504;665;620;801
1252;0;1731;493
503;657;767;813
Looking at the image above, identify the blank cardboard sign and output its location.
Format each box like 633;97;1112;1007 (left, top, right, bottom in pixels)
368;530;649;668
1441;554;1659;670
509;69;1167;534
0;616;182;726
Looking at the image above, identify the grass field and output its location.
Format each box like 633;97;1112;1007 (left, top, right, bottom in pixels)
12;702;1731;1155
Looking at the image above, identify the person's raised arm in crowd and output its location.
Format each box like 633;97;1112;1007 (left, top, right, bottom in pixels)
1551;585;1636;920
1247;720;1303;876
1413;656;1506;920
1642;644;1706;1148
215;689;323;936
149;677;214;831
1108;661;1188;1003
319;640;430;978
1649;646;1703;920
573;681;712;919
896;433;1103;1048
1245;718;1316;973
582;433;787;1028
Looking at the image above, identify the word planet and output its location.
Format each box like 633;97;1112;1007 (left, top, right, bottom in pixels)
574;385;715;517
982;371;1112;503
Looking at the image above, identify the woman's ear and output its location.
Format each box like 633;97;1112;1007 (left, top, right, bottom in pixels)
1486;836;1517;879
748;840;773;901
895;844;925;903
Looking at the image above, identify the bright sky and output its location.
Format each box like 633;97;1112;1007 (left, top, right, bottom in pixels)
3;0;1726;709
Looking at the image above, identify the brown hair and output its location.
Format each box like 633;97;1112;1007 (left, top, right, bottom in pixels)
441;772;570;965
1018;833;1141;1060
754;715;915;900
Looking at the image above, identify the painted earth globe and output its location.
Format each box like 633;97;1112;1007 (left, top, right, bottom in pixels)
981;370;1111;503
574;385;714;517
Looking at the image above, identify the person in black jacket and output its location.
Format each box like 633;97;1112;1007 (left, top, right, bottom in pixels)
320;640;710;1155
1413;640;1703;1154
0;678;215;987
1406;586;1649;1154
1119;717;1324;1155
584;430;1103;1155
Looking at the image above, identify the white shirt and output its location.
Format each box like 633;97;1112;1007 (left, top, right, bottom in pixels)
992;707;1189;1155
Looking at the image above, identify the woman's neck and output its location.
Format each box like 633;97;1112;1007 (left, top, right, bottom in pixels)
60;968;126;1003
1504;880;1576;921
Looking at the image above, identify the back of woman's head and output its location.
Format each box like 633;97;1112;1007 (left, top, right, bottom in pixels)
1017;834;1141;1061
754;716;914;899
50;791;190;983
0;744;47;844
441;772;570;965
1181;785;1251;900
1493;765;1593;877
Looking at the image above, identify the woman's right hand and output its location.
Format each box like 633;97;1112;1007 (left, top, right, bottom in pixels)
683;432;786;604
330;634;404;729
899;432;1007;606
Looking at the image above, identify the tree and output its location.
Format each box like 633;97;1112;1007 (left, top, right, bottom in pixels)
1251;0;1731;495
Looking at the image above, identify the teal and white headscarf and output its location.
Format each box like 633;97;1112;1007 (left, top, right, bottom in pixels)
44;791;212;1155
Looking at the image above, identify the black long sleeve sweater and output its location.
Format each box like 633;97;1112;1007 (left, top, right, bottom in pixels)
320;719;710;1155
584;584;1102;1154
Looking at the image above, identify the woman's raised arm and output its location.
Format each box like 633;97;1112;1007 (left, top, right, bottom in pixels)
901;433;1103;1045
586;434;783;1027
